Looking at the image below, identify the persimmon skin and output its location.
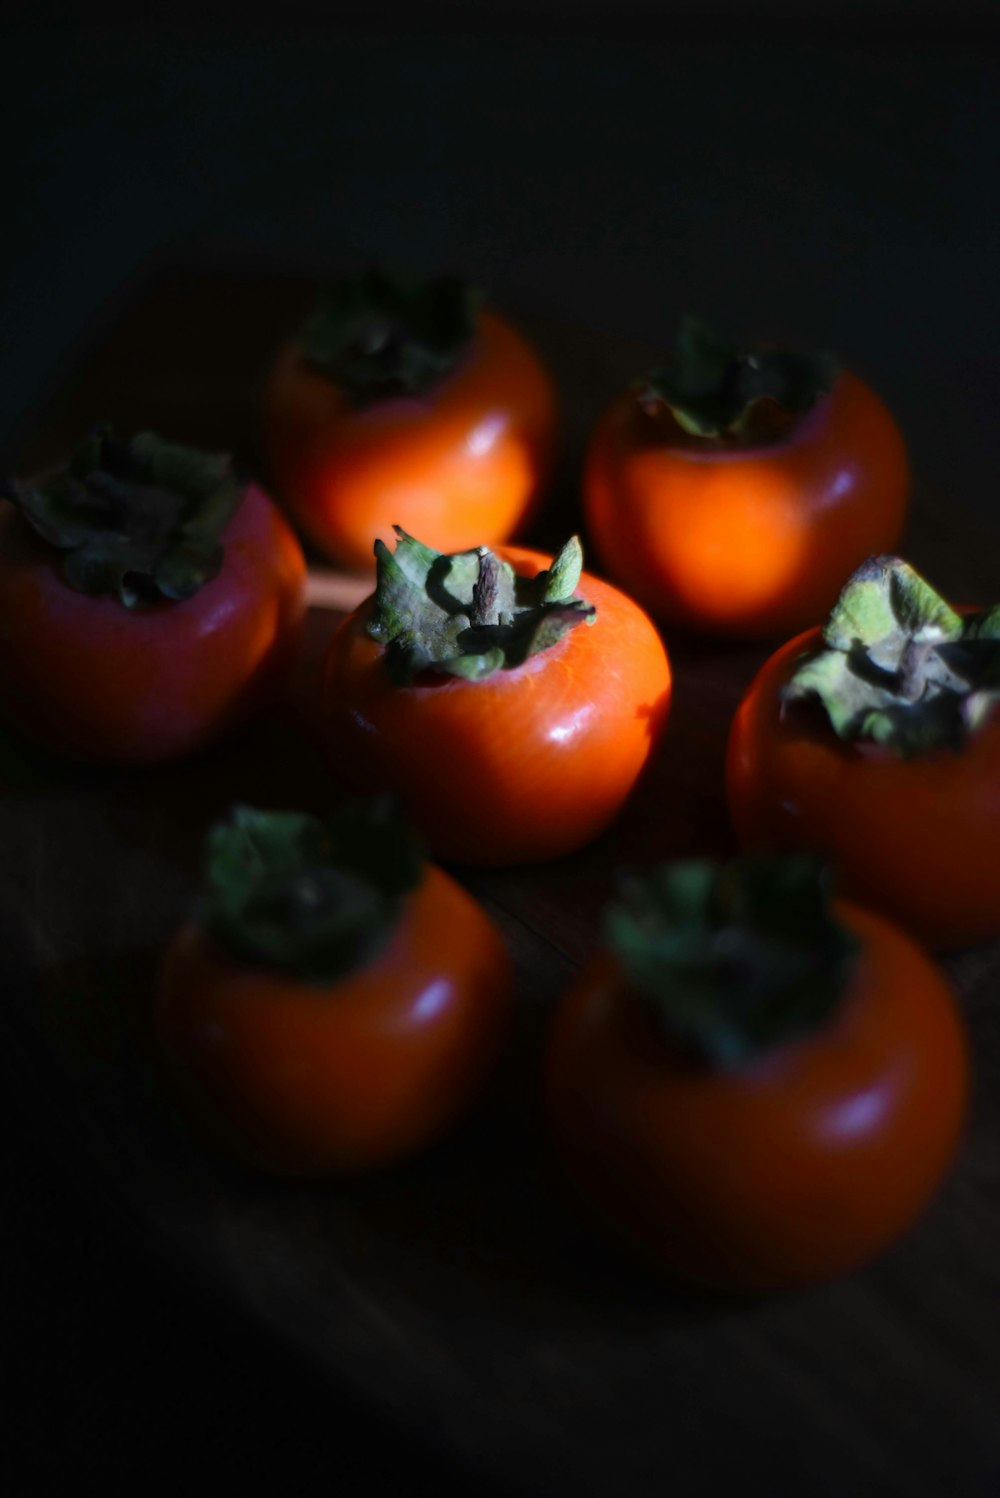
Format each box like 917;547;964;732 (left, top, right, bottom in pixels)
583;370;909;639
0;483;306;764
547;902;967;1292
319;547;672;867
155;865;512;1177
727;627;1000;950
262;311;557;572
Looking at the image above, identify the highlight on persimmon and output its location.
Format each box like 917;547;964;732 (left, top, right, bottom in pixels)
320;528;672;865
547;852;968;1291
584;316;909;638
727;554;1000;948
155;800;513;1176
262;269;557;571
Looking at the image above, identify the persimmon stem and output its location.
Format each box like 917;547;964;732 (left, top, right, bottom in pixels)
783;556;1000;756
201;803;423;982
368;529;595;684
898;637;934;702
298;271;480;404
469;548;501;628
606;854;857;1067
5;427;242;609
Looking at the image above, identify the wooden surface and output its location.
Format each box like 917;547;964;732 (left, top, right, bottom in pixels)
5;256;1000;1498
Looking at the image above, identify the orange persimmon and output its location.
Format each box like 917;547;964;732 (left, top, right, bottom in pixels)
548;856;967;1291
727;556;1000;949
0;427;306;763
584;318;908;638
262;271;556;571
319;531;671;866
155;803;512;1176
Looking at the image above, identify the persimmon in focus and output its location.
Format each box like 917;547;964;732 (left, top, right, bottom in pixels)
320;531;671;866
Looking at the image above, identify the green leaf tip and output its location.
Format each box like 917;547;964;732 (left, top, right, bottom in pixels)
636;314;837;443
605;852;857;1068
299;268;481;403
5;424;243;608
783;555;1000;756
368;528;596;685
199;799;424;983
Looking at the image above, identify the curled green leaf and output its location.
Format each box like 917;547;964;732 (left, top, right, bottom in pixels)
783;555;1000;756
368;528;596;685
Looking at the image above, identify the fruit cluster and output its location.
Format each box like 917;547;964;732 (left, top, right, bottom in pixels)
6;270;989;1293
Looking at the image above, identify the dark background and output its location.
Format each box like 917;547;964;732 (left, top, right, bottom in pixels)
5;2;1000;514
4;4;1000;1494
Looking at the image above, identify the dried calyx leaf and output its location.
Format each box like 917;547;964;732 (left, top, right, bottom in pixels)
368;528;597;685
299;269;481;403
199;801;424;983
606;853;857;1068
4;425;243;608
635;315;837;443
783;556;1000;756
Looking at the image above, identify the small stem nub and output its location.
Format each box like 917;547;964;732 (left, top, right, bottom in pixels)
470;548;501;627
898;637;934;702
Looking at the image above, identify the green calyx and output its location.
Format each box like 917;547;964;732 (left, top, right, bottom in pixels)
368;528;597;685
299;268;481;403
783;555;1000;756
199;801;424;984
605;853;857;1068
635;315;837;442
4;425;243;608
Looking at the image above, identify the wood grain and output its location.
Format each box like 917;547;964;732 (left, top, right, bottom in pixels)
4;252;1000;1498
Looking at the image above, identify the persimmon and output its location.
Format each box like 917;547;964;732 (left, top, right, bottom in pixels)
155;802;512;1176
320;530;671;866
0;426;306;763
583;317;908;638
547;854;967;1292
727;556;1000;949
262;270;556;571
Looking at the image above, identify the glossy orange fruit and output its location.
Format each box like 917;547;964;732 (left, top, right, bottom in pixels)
548;899;967;1291
263;284;556;571
157;859;512;1177
319;543;671;866
0;476;306;764
727;625;1000;949
584;329;908;639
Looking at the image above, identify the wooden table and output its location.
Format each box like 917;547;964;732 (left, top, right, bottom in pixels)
5;252;1000;1498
